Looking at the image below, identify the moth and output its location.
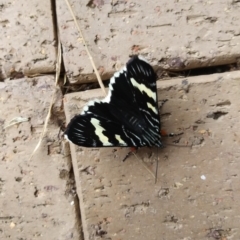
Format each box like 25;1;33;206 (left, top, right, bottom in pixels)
64;56;163;149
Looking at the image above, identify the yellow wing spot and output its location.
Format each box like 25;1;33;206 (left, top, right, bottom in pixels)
115;134;127;146
90;118;111;146
147;102;158;114
130;78;156;101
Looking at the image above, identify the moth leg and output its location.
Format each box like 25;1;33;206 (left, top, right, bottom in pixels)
161;129;184;138
122;147;138;162
167;132;184;137
158;99;168;110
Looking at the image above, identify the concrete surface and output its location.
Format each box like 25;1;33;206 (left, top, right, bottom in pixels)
0;0;56;80
2;0;240;239
0;77;81;240
57;0;240;84
64;71;240;240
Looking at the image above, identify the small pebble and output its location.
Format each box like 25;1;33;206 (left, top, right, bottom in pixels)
201;175;206;180
10;222;16;228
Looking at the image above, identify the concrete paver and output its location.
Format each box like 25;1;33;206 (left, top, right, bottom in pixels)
57;0;240;83
2;0;240;239
64;71;240;240
0;1;56;80
0;77;81;240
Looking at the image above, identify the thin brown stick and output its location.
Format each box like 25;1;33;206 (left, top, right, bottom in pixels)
64;0;107;95
29;29;62;160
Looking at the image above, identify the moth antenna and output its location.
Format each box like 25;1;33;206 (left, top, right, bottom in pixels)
155;148;159;184
165;143;192;148
122;147;138;162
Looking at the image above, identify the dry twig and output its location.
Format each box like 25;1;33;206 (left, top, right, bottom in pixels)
64;0;106;95
30;29;62;160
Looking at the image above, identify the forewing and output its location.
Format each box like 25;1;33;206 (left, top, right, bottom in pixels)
126;57;161;131
105;56;162;147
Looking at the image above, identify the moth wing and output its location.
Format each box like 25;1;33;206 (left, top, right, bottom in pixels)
65;102;142;147
65;56;162;147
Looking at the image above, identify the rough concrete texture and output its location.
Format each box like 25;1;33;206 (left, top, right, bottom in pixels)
57;0;240;84
0;77;81;240
64;70;240;240
0;1;56;80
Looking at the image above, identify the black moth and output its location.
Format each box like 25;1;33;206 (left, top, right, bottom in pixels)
65;56;162;148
